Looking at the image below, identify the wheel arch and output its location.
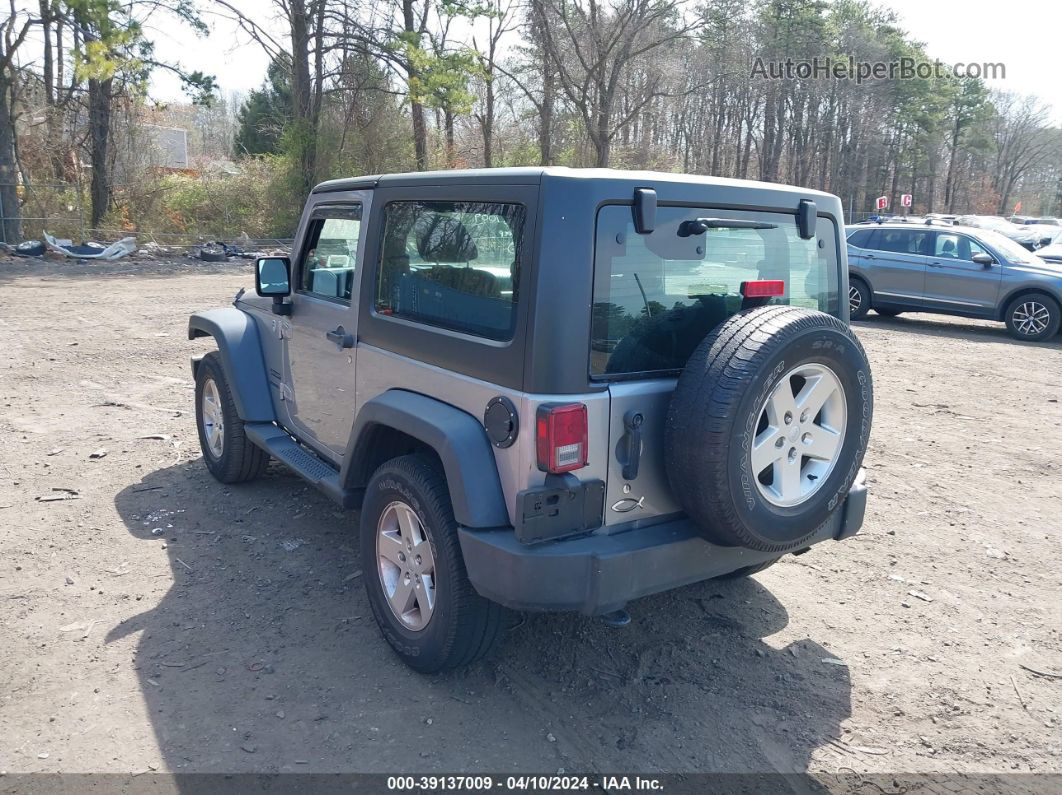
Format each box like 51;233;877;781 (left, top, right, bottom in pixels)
996;286;1062;322
188;308;276;422
342;390;510;529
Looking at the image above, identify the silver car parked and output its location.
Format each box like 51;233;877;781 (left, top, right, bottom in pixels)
846;222;1062;341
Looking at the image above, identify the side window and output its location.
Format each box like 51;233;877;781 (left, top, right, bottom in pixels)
910;231;931;255
298;205;362;302
963;237;988;259
375;200;524;341
877;230;928;255
847;229;873;248
934;233;961;259
874;230;906;253
933;232;987;260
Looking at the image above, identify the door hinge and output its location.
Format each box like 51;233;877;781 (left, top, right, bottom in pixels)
278;383;294;402
271;319;293;340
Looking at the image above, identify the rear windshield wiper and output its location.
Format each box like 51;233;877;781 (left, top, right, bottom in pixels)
679;218;778;237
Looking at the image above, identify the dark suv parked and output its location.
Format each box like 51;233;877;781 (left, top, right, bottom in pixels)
846;222;1062;341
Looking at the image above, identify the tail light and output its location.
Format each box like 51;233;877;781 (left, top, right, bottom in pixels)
740;279;786;298
536;403;588;473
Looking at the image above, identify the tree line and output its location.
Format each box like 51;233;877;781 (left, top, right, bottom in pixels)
2;0;1059;243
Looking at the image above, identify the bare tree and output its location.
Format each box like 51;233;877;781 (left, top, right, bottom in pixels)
0;1;36;242
991;93;1054;215
472;0;517;167
535;0;694;167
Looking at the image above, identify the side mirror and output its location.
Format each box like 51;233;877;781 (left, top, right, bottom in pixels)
971;253;994;267
256;256;291;296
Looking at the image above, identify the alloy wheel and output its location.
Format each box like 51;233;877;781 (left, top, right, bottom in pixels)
1012;301;1051;337
376;501;436;631
750;363;847;507
200;378;225;458
848;285;862;314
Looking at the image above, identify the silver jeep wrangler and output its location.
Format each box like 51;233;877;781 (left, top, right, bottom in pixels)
189;167;873;672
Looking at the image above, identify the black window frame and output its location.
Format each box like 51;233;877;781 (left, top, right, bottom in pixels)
295;203;364;305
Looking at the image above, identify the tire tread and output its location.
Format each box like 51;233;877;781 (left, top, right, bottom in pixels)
665;305;871;552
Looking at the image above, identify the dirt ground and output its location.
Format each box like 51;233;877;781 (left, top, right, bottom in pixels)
1;256;1060;784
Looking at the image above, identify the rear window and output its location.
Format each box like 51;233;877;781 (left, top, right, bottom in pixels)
591;205;840;377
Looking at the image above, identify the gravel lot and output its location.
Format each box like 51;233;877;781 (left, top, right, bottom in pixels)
1;257;1060;782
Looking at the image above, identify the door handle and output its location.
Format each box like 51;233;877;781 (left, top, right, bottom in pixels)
928;261;941;267
864;253;876;259
325;326;354;349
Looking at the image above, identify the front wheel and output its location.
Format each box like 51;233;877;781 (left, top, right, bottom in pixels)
1004;293;1061;341
360;454;505;672
194;352;268;483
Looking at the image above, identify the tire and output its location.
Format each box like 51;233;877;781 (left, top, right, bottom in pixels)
716;557;780;580
875;308;902;317
664;306;873;553
194;351;269;483
848;278;870;320
1004;293;1061;342
360;454;505;673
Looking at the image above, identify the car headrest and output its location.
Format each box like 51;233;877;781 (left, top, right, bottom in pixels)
415;215;478;262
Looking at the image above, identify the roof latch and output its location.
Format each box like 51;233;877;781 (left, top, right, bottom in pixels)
798;199;817;240
633;188;656;234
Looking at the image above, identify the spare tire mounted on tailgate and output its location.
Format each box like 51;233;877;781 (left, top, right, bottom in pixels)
665;305;873;552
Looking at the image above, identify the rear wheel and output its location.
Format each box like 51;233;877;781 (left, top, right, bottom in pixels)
848;279;870;320
360;454;505;672
1004;293;1061;342
665;306;873;553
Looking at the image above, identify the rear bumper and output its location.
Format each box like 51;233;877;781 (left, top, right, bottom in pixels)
459;468;867;615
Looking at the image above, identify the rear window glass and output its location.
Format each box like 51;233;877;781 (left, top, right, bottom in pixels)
591;205;840;377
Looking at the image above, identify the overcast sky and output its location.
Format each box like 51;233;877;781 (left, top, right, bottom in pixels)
26;0;1062;123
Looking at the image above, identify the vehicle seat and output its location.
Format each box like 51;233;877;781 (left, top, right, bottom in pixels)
940;239;957;258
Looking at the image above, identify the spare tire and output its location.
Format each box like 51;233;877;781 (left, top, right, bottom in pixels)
664;305;872;552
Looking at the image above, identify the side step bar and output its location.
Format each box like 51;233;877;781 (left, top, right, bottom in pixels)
244;423;362;509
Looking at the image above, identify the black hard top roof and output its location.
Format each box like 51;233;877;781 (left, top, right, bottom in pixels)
311;166;838;202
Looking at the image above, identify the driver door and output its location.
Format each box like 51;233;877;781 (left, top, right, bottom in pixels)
923;231;1003;313
281;193;371;461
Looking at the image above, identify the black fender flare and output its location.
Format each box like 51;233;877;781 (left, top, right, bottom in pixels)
342;390;509;529
188;308;276;422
